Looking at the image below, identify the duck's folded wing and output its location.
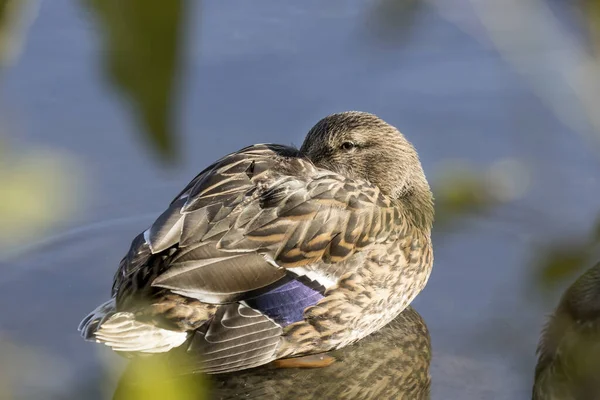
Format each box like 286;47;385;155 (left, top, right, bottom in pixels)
182;302;283;374
115;143;400;305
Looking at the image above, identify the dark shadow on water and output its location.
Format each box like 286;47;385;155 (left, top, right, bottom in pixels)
113;306;431;400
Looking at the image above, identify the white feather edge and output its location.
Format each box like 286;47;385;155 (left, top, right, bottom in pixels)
288;266;337;288
94;312;188;353
80;298;188;354
263;253;337;289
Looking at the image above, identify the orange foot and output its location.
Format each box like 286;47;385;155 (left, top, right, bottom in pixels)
273;354;336;369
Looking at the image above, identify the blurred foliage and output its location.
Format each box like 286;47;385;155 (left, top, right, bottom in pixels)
434;168;495;227
0;140;82;251
0;0;36;68
433;159;530;229
534;242;591;290
112;356;208;400
83;0;187;162
0;3;85;399
0;0;81;250
583;0;600;56
532;214;600;292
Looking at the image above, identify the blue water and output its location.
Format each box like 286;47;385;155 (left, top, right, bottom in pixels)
2;0;600;398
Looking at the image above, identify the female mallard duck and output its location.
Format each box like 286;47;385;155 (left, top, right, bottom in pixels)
79;111;434;373
533;262;600;399
114;306;432;400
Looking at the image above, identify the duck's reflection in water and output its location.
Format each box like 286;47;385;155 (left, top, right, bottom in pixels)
113;306;431;400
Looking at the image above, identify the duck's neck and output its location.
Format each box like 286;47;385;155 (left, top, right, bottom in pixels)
397;183;434;233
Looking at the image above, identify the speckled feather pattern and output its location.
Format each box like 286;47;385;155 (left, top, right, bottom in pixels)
79;112;434;374
278;235;432;357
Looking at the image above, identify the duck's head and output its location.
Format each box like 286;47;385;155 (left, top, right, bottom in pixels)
300;111;433;228
537;263;600;363
561;263;600;321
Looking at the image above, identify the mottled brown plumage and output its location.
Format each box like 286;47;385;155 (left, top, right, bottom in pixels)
79;111;434;374
533;262;600;400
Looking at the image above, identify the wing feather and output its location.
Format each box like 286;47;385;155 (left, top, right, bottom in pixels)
146;198;186;253
180;303;283;374
113;143;399;306
154;251;285;304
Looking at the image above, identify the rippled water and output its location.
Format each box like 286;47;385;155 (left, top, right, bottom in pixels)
2;1;600;399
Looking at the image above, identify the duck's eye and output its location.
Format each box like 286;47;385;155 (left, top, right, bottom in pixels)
340;141;356;151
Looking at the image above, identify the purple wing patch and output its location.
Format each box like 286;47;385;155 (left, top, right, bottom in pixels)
245;279;324;327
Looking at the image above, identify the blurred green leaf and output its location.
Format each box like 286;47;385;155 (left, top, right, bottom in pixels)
540;244;588;284
433;167;497;227
533;238;594;292
84;0;187;162
583;0;600;56
0;0;37;69
113;357;208;400
433;159;530;229
533;213;600;290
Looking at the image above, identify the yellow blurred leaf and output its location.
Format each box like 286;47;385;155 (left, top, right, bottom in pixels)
84;0;187;162
0;146;83;249
535;243;590;288
113;357;208;400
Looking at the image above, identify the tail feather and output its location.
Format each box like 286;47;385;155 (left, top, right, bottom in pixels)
78;298;118;339
79;299;284;372
79;298;188;354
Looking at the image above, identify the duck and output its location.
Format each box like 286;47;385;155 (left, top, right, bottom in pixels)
79;111;435;374
533;262;600;399
114;306;432;400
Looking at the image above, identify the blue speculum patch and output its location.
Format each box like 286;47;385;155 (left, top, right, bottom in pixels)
245;279;324;326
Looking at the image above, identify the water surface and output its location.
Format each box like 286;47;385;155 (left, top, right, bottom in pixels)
2;1;600;399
